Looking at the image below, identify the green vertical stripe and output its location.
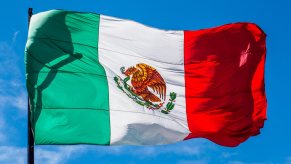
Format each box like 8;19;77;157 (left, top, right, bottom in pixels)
25;10;110;145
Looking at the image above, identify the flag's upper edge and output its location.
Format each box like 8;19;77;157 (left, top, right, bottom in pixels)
31;9;266;35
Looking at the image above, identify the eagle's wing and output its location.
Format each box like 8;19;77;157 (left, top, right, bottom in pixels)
143;65;166;101
132;63;166;100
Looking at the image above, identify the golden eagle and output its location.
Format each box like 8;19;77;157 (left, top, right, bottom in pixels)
123;63;166;103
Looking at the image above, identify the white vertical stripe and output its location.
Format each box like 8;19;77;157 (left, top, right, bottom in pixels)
98;15;189;145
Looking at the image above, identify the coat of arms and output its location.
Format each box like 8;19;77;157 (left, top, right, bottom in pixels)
114;63;176;114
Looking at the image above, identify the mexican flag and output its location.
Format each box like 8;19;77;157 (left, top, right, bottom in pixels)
25;10;267;147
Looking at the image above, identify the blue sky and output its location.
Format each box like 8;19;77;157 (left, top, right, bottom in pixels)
0;0;290;163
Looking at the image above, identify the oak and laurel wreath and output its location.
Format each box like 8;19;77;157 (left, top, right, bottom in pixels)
114;71;176;114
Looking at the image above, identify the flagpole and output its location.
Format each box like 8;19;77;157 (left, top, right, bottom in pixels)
27;8;34;164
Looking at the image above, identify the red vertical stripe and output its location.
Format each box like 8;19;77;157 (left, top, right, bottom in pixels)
184;23;267;147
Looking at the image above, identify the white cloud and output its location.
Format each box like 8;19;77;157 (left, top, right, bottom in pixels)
0;141;246;164
29;140;206;162
35;146;86;164
0;42;21;78
0;79;27;109
0;112;21;145
0;146;86;164
0;40;27;113
0;90;27;112
12;91;27;111
0;146;26;164
12;31;19;44
0;36;28;153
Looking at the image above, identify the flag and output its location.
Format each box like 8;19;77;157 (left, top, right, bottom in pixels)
25;10;267;147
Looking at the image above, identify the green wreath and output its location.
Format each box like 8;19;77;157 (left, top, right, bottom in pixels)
114;75;176;114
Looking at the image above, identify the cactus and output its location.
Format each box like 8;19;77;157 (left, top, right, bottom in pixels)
170;92;176;100
161;92;177;114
